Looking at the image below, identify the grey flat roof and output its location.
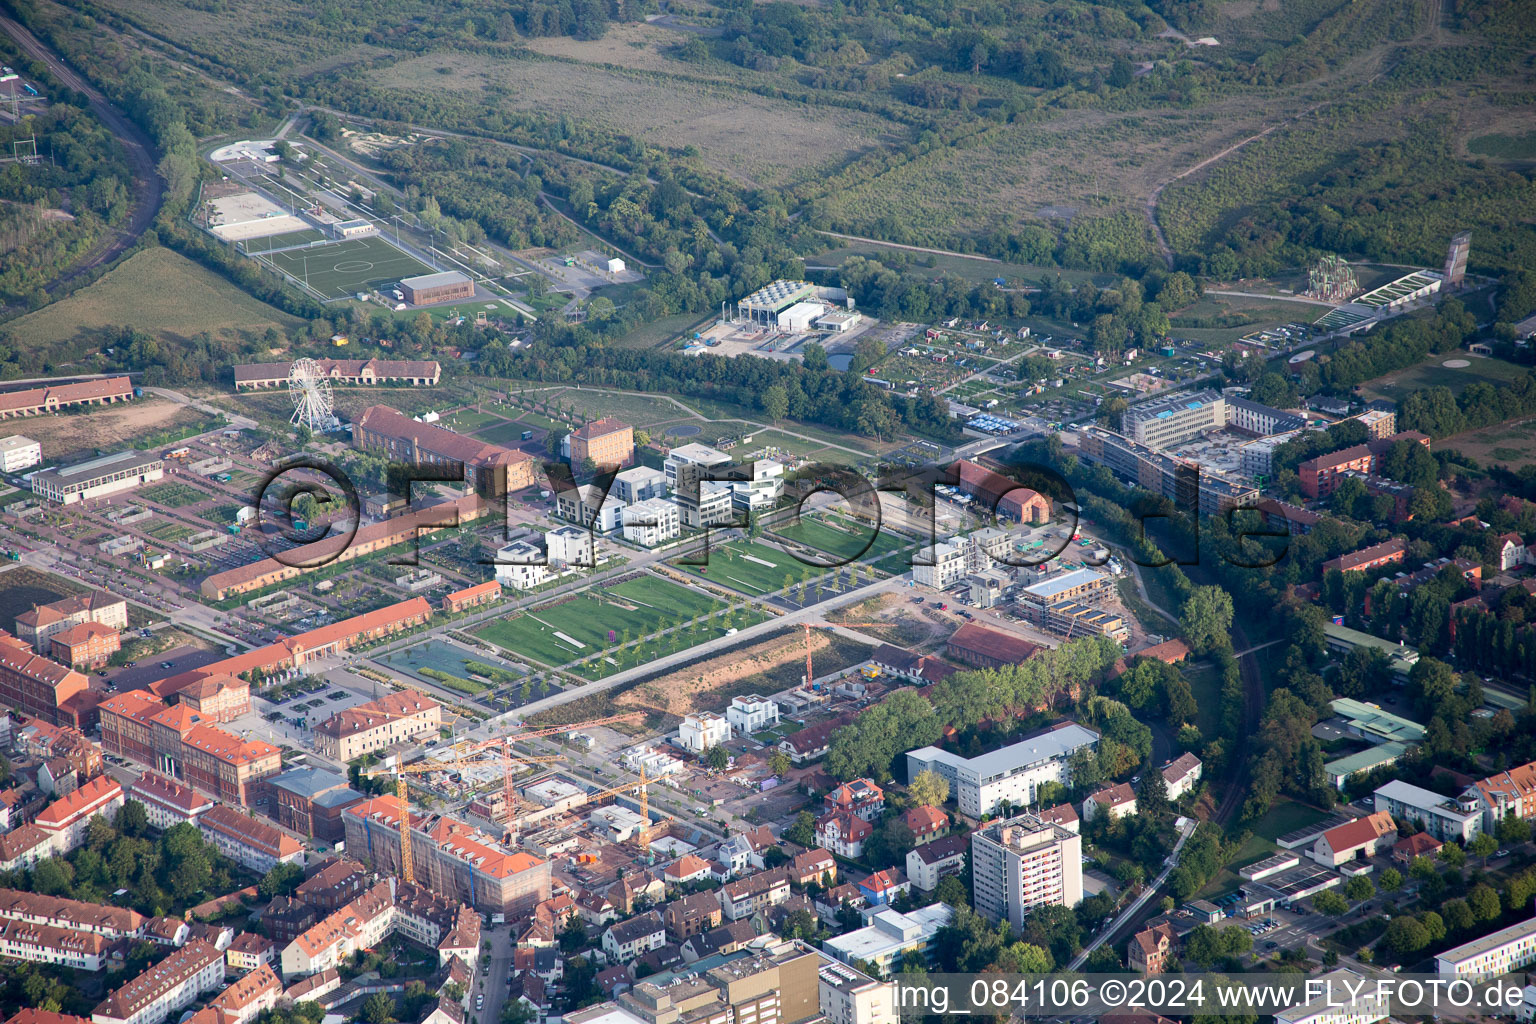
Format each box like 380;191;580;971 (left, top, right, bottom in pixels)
401;270;471;289
1022;567;1107;599
909;723;1099;782
34;450;159;484
1437;915;1536;965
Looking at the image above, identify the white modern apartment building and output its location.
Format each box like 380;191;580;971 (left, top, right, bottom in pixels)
823;905;952;973
493;541;550;590
732;461;785;513
1373;780;1482;842
613;465;667;505
546;525;596;567
664;443;734;490
92;939;225;1024
906;723;1099;817
970;813;1083;932
725;694;779;734
678;712;732;753
621;498;681;546
1436;916;1536;980
912;540;969;590
818;958;897;1024
0;435;40;473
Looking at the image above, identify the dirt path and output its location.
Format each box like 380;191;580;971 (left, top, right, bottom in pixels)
814;230;1003;263
0;12;163;293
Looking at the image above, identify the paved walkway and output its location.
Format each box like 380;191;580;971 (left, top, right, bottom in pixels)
1068;816;1196;969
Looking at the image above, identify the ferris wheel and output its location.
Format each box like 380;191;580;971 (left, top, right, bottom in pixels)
289;358;335;431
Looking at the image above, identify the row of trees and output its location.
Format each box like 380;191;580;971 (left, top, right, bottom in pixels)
823;636;1122;782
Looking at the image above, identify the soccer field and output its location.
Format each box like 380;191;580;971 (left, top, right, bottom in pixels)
258;235;436;299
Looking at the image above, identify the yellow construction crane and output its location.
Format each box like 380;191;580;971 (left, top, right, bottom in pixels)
359;710;646;882
363;749;562;884
582;765;663;855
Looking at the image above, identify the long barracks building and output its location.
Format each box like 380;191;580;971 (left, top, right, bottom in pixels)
234;359;440;390
200;495;486;599
353;405;538;497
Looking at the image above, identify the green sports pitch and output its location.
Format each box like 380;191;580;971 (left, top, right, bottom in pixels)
258;235;436;300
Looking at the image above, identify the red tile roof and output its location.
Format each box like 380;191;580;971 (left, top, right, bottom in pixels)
201;805;302;860
35;776;121;829
357;405;532;469
571;417;632;441
314;688;439;740
0;377;132;416
902;805;947;835
95;940;224;1020
1319;811;1396;853
947;622;1042;664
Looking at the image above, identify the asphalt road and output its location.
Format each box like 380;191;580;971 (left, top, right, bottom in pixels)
0;12;163;292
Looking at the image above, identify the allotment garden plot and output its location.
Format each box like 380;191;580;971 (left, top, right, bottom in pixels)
257;235;436;300
473;573;760;678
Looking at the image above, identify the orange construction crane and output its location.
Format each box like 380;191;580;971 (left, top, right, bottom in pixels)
799;622;881;688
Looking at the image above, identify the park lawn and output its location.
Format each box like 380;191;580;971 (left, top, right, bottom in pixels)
475;420;545;446
1358;352;1530;404
1194;799;1326;900
441;409;508;432
674;540;808;596
1251;799;1331;843
773;512;913;572
5;247;303;359
475;574;735;668
613;312;708;350
1181;660;1224;741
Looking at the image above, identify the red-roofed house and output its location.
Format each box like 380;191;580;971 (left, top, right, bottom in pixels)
815;812;872;859
198;806;304;874
314;690;441;761
34;776;122;853
824;779;885;822
340;796;552;916
1083;782;1137;823
1497;533;1528;572
1393;832;1443;866
664;854;712;887
568;418;634;471
955;460;1051;523
857;869;908;906
206;965;280;1024
0;630;89;726
1129;921;1178;975
788;849;836;887
100;692;280;807
946;622;1042;669
442;581;500;615
49;622;120;669
902;805;949;844
353;405;537;497
1311;811;1397;867
225;933;276;972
